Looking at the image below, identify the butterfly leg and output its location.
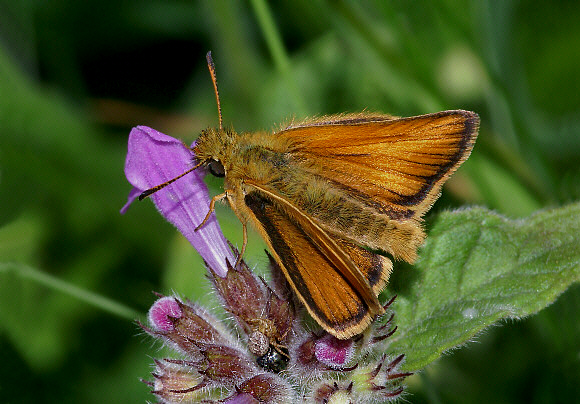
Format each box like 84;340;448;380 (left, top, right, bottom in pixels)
234;221;248;268
195;191;227;232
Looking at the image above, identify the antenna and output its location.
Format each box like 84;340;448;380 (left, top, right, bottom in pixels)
206;51;223;131
138;160;205;200
139;52;223;201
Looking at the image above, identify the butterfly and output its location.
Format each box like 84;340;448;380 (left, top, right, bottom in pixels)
141;52;479;339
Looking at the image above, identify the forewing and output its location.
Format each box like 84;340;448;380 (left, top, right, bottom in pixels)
243;191;391;339
280;110;479;220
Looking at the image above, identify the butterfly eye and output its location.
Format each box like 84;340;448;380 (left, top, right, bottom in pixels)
208;159;225;177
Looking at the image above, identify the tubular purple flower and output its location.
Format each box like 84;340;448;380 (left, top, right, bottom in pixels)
121;125;235;277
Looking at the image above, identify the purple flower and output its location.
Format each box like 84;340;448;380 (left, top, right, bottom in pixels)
314;334;355;369
148;296;183;333
143;286;409;403
123;125;411;402
121;126;235;277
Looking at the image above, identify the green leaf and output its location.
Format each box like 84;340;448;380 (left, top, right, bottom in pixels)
387;202;580;372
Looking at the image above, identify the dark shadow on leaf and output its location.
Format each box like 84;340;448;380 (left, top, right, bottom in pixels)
384;260;419;301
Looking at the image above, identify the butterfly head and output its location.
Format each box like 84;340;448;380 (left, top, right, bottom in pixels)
193;127;239;178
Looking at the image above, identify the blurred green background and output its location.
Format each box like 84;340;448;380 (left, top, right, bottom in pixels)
1;1;578;402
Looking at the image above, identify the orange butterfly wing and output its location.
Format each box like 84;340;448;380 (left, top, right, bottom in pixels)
273;110;479;262
243;190;391;339
280;110;479;221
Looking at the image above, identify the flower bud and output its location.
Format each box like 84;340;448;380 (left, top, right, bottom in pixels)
151;359;207;403
311;381;353;404
351;354;412;400
145;296;236;358
148;296;183;332
223;374;294;403
209;256;294;372
194;342;257;386
314;334;355;369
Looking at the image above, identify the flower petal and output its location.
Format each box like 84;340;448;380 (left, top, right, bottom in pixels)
148;296;183;332
123;126;234;276
120;187;140;215
223;393;259;404
314;334;355;369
